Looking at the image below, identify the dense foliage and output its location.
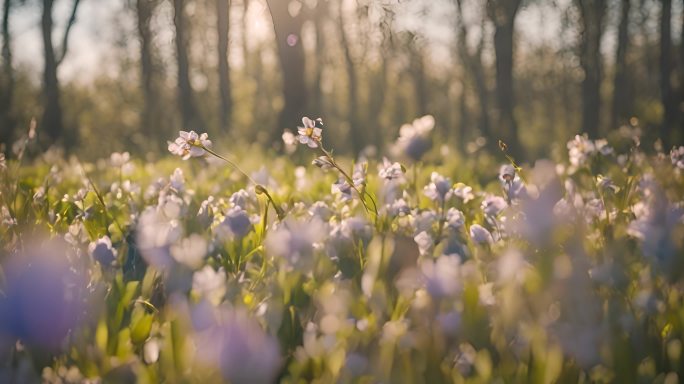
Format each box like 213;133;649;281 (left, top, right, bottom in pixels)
1;117;684;383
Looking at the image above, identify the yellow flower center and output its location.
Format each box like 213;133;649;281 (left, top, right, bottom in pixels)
305;127;314;137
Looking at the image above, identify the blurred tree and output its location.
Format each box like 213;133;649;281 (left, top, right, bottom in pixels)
576;0;607;138
487;0;522;157
40;0;81;147
407;32;428;117
311;0;327;117
216;0;232;131
336;0;363;154
136;0;160;145
455;0;491;144
659;0;675;146
265;0;306;142
0;0;14;149
174;0;204;131
367;5;392;150
611;0;632;129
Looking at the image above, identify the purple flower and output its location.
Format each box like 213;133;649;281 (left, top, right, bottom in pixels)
0;246;90;351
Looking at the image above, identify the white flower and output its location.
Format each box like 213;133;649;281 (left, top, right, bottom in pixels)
0;153;6;170
378;157;404;181
1;206;17;227
498;164;516;183
387;198;410;217
446;208;465;230
110;152;130;167
469;224;493;244
296;117;323;148
137;207;182;270
453;183;475;203
594;139;614;156
670;146;684;169
393;115;434;161
144;339;160;364
171;234;207;269
481;195;507;217
168;131;212;160
567;134;596;167
265;217;327;271
596;175;618;193
192;265;226;305
282;129;298;154
414;231;433;256
170;168;185;191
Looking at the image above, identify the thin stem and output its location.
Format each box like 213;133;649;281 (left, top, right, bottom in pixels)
203;145;284;220
202;146;258;185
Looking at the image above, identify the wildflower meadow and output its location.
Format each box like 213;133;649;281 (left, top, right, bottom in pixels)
1;116;683;383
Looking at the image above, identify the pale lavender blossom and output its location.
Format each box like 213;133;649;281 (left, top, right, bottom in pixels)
414;231;434;256
265;217;326;270
0;246;90;351
378;157;405;181
393;115;435;161
171;234;207;269
670;146;684;169
445;208;465;231
218;312;281;384
137;207;182;270
387;198;410;217
469;224;493;244
567;134;596;167
421;255;462;298
312;156;334;170
216;206;254;240
594;139;614;156
192;309;281;384
297;117;323;148
88;236;117;266
282;129;298;154
423;172;453;203
308;201;333;221
332;177;354;201
481;195;507;217
498;164;516;183
453;183;475;203
168;131;212;160
170;168;185;191
192;266;226;305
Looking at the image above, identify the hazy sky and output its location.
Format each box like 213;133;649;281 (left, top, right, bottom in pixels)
7;0;679;83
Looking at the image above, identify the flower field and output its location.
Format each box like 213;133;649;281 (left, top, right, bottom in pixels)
1;117;684;383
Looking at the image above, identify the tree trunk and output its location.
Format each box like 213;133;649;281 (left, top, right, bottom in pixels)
174;0;204;131
265;0;306;143
659;0;675;146
217;0;231;131
241;0;249;72
611;0;631;129
455;0;491;144
0;0;14;148
41;0;64;143
311;0;327;117
40;0;81;147
408;37;428;117
337;0;363;154
136;0;157;142
488;0;522;157
577;0;607;139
